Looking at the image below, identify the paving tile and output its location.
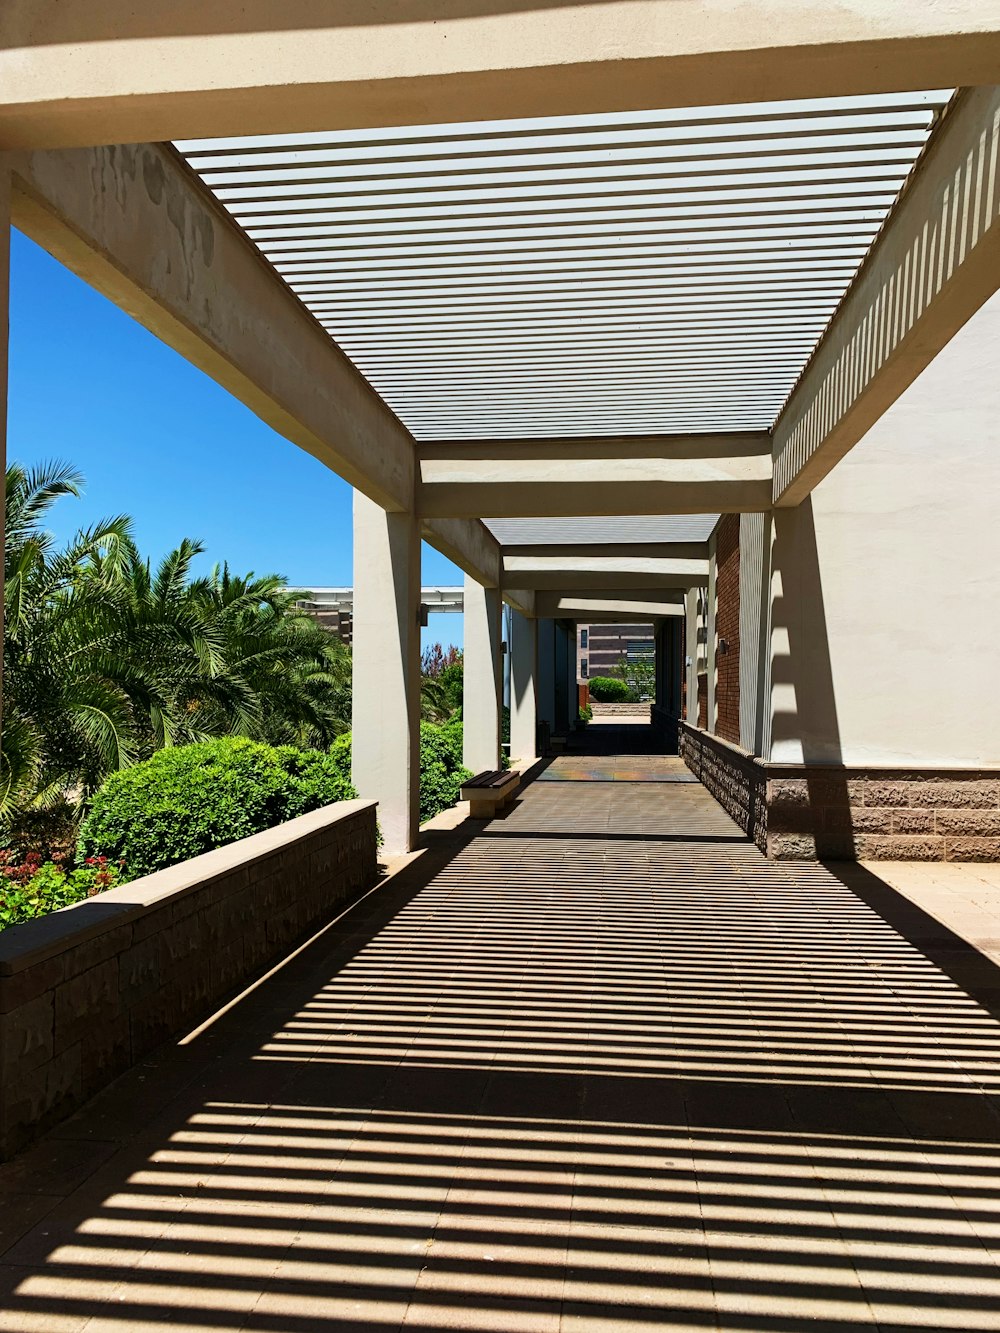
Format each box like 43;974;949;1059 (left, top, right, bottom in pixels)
4;747;1000;1332
0;1193;62;1260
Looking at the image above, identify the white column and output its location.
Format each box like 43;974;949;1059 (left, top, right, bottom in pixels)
351;491;421;856
462;574;502;773
536;617;556;731
654;621;667;711
556;623;573;733
0;167;8;730
706;537;718;733
684;589;699;724
509;609;538;764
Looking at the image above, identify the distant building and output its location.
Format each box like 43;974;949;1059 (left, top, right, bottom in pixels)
298;587;464;648
577;623;654;682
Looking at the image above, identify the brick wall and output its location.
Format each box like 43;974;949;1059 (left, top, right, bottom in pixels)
714;514;741;744
0;800;377;1159
697;673;708;729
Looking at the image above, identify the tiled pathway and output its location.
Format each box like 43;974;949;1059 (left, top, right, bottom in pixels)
3;770;1000;1330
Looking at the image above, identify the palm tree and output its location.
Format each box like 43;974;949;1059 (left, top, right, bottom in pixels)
182;563;352;747
2;461;142;816
1;461;352;828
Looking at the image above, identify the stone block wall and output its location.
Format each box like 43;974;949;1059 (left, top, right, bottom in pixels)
679;723;1000;862
767;772;1000;861
679;724;767;852
0;799;377;1159
590;702;652;718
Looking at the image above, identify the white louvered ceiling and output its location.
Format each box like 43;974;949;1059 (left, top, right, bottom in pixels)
177;90;952;442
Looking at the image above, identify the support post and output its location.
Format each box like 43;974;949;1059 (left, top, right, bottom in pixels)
509;609;538;765
351;491;421;856
654;622;668;712
536;618;556;732
706;538;718;733
555;623;573;735
462;574;503;773
684;589;700;724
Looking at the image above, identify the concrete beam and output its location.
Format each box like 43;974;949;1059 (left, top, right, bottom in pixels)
419;436;772;519
502;542;708;563
420;517;500;589
503;588;536;619
9;141;415;512
773;85;1000;505
2;4;999;148
535;593;684;620
8;141;502;586
503;554;709;592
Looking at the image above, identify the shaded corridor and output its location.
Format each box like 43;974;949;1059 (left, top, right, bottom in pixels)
2;775;1000;1330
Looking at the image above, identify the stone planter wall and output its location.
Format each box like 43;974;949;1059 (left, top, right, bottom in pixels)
679;725;768;852
590;702;652;717
679;723;1000;862
0;799;377;1159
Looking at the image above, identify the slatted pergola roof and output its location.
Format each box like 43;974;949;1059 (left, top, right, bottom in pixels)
177;90;952;445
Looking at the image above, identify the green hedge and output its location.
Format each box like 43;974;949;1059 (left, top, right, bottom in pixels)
331;721;472;825
588;675;630;702
78;737;357;880
79;720;473;886
419;720;472;824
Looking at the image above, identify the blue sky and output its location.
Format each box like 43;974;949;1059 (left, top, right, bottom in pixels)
7;230;463;649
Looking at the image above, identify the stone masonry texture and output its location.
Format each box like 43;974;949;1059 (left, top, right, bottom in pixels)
0;801;377;1159
680;722;1000;862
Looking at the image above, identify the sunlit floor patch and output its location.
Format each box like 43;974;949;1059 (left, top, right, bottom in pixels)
2;768;1000;1330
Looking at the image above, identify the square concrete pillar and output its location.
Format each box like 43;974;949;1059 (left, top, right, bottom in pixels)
536;617;556;731
554;623;572;734
706;539;718;732
509;609;538;764
351;491;421;856
654;621;668;711
684;589;699;723
462;574;502;773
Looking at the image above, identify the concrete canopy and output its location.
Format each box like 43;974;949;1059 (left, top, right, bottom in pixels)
1;2;998;148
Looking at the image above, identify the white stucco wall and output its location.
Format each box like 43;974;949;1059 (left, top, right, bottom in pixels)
769;287;1000;768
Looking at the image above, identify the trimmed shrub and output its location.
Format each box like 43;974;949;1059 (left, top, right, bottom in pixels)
588;676;630;702
78;737;356;880
419;720;472;824
579;703;593;724
314;723;473;828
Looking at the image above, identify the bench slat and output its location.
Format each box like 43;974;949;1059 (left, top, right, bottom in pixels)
465;770;519;789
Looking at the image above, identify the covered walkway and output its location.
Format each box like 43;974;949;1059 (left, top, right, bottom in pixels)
2;769;1000;1331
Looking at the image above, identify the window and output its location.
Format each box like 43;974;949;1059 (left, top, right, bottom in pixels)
580;629;588;648
626;639;655;661
580;658;588;678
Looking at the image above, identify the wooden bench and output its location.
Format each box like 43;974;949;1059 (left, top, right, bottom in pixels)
460;769;520;818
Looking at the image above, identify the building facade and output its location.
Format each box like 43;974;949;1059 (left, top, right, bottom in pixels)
577;624;654;682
